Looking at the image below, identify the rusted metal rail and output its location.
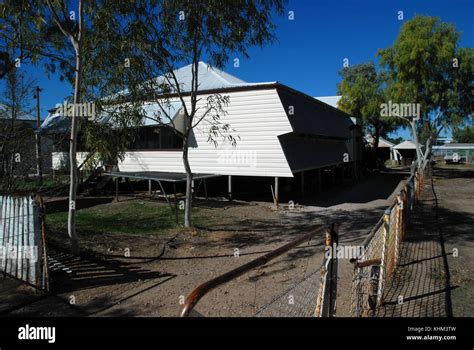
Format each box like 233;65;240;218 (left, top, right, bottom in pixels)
180;225;328;317
352;258;382;269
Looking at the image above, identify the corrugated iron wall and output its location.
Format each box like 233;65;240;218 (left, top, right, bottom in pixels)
0;195;43;287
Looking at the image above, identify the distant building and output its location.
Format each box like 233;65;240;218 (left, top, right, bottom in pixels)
0;103;36;128
392;140;419;165
432;143;474;163
435;137;454;145
364;135;401;163
0;103;53;175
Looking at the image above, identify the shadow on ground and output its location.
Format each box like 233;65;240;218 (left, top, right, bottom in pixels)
379;167;473;317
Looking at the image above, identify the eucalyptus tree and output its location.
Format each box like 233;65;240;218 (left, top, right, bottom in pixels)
115;0;286;227
0;68;36;190
0;0;43;79
0;0;145;253
453;124;474;143
338;62;400;168
0;1;37;183
378;15;474;170
40;0;150;254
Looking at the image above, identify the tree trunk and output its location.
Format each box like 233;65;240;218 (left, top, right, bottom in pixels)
183;134;193;227
421;136;432;170
67;20;83;255
410;120;424;169
67;49;81;255
373;128;380;169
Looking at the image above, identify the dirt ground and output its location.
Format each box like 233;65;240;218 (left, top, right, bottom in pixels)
433;166;474;317
379;165;474;317
1;171;408;317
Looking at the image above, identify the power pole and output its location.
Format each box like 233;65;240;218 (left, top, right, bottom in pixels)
34;86;43;185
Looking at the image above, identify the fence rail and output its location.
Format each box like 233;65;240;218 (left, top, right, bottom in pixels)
0;194;49;290
180;225;334;317
350;166;427;317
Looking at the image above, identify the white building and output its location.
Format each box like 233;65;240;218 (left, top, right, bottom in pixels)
41;62;362;200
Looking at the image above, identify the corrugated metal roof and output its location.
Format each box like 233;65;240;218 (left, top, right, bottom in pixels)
314;96;342;109
365;135;395;148
40;62;262;134
160;61;250;92
142;101;183;126
279;89;352;139
433;143;474;149
39;101;185;135
393;140;418;150
38;112;70;134
0;103;35;121
314;95;360;126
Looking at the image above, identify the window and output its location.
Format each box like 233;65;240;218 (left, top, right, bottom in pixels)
128;126;183;150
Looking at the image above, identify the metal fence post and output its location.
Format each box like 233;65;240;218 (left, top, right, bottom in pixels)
376;209;391;307
408;179;414;213
402;186;408;239
414;171;418;201
328;224;338;317
315;224;338;317
37;195;50;292
394;195;403;267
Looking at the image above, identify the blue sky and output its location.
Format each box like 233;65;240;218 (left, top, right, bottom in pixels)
14;0;474;139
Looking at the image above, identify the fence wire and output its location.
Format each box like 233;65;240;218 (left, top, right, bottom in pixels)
255;267;323;317
351;167;427;317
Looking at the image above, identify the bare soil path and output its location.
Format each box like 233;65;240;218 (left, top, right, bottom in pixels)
379;166;474;317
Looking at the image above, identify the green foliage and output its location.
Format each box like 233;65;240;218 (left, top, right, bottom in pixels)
0;0;45;79
108;0;286;226
378;15;473;135
385;136;404;145
337;62;400;143
453;125;474;143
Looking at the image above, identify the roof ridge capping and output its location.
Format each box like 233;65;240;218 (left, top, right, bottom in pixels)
198;61;248;86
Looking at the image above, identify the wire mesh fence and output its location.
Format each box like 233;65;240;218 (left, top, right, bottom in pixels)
255;267;323;317
179;225;339;318
350;166;428;317
255;225;338;318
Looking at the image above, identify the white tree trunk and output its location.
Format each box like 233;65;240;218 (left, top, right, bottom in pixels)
67;47;81;255
410;120;424;169
183;134;193;227
67;0;83;255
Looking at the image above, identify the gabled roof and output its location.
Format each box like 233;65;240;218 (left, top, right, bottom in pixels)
114;61;276;99
365;135;395;148
314;96;342;109
278;89;353;139
160;62;251;92
314;95;360;126
41;63;356;138
393;140;418;150
39;112;70;134
40;62;273;134
0;103;35;122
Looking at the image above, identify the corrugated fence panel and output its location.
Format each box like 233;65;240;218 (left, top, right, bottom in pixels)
0;195;42;287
